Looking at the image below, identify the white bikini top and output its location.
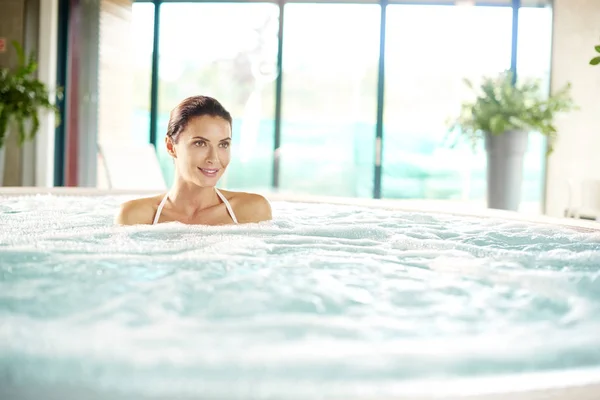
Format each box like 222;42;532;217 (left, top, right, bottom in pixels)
152;188;238;225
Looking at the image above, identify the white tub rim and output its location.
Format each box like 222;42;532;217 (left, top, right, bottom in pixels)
1;186;598;232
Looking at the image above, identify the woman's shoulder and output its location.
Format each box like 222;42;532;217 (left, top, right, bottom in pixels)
115;194;164;225
219;189;272;223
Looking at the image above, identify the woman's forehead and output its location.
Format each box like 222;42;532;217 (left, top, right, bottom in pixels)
182;115;232;138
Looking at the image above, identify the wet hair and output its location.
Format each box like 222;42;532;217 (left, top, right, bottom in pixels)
166;95;233;143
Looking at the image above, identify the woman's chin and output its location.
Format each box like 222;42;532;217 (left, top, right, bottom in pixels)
195;175;221;187
196;180;217;188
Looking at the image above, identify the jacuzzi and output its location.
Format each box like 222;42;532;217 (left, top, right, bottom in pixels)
1;187;599;400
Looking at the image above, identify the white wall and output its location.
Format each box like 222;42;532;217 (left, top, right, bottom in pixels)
545;0;600;217
97;0;135;189
35;0;58;187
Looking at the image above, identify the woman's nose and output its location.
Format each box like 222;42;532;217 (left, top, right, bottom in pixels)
206;146;219;164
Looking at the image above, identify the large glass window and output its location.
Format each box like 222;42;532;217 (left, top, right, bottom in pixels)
156;3;279;189
383;5;513;201
517;5;553;210
130;0;553;205
279;4;380;198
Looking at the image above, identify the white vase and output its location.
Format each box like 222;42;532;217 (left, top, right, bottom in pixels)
485;130;529;211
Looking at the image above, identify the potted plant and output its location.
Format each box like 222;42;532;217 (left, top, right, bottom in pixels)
0;40;61;186
447;70;576;211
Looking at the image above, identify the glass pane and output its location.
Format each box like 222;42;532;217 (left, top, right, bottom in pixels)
279;4;380;198
157;3;279;190
517;5;553;211
521;0;552;6
517;6;552;86
132;2;154;145
383;5;512;201
98;2;154;189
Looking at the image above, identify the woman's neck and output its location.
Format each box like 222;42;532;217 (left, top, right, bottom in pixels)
167;176;220;216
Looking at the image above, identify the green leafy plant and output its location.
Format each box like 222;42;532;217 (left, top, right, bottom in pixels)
591;38;600;66
447;70;576;155
0;40;62;149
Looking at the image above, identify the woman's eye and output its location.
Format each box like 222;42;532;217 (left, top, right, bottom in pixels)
220;142;230;149
194;141;206;147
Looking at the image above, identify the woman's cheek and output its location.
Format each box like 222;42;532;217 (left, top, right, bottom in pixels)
221;149;231;165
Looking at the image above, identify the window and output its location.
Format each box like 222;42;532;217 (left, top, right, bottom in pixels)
156;3;279;190
383;5;513;200
517;5;553;208
130;0;554;205
97;1;155;189
279;3;380;198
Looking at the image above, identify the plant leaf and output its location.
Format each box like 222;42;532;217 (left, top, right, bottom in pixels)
0;40;63;149
596;45;600;53
11;40;25;67
489;115;505;134
0;104;7;149
462;78;474;90
446;69;575;150
591;56;600;66
30;112;40;140
16;114;25;145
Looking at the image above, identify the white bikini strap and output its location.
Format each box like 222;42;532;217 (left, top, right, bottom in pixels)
215;188;238;224
153;192;169;225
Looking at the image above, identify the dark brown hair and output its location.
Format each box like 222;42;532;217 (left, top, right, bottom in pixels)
166;95;232;143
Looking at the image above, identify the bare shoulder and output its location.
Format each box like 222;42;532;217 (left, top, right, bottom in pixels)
115;194;162;225
220;190;272;224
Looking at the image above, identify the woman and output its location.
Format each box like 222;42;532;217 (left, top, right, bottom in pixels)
116;95;272;225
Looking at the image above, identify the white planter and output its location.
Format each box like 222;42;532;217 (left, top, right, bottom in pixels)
485;130;529;211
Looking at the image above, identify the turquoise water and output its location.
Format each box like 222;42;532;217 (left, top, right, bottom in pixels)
1;195;600;399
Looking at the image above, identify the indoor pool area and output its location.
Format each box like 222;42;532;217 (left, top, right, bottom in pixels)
1;0;600;399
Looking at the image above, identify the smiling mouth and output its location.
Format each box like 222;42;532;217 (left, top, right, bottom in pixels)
198;167;219;177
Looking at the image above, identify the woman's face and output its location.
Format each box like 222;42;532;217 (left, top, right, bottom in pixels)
166;115;232;187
